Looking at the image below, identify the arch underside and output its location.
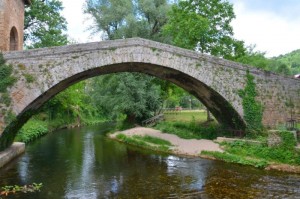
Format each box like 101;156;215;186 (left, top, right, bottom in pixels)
0;62;246;150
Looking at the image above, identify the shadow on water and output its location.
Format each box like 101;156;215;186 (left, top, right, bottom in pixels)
0;123;300;198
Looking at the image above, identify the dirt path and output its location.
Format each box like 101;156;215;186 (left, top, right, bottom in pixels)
110;127;223;156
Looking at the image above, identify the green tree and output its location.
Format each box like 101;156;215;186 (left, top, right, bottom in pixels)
163;0;246;59
273;49;300;75
85;0;170;41
42;81;101;125
236;46;292;75
24;0;68;48
90;73;162;123
236;46;271;70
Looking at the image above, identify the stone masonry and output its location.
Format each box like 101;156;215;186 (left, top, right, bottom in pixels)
0;38;299;150
0;0;30;52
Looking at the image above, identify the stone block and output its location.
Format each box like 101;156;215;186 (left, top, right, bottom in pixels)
267;130;282;147
267;130;297;147
0;142;25;168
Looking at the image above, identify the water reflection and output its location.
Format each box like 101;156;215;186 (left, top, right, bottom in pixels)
65;132;98;199
0;124;299;199
17;155;30;183
164;155;209;191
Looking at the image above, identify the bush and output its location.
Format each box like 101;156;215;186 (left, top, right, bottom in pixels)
154;121;231;140
15;120;48;143
222;131;300;165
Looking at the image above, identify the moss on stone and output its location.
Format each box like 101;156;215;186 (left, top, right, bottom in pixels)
24;73;35;83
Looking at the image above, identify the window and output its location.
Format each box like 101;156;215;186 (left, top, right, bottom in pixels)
9;27;18;51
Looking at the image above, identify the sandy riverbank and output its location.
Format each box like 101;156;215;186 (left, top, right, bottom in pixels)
110;127;300;173
109;127;223;156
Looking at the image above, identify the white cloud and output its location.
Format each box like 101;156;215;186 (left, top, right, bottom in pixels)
61;0;99;43
231;1;300;57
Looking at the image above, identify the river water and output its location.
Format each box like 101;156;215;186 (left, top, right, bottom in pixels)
0;123;300;199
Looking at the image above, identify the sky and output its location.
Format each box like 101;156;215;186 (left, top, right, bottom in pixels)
61;0;300;57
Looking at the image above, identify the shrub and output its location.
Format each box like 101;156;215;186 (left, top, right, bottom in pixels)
15;120;48;143
154;121;230;140
222;131;300;165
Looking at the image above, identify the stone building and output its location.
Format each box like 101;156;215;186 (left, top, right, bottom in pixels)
0;0;31;52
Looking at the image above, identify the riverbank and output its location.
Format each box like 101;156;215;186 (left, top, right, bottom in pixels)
110;127;223;156
15;118;107;144
110;127;300;173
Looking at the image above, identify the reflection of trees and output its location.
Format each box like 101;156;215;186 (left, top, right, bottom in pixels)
204;164;262;198
1;124;300;198
104;153;211;198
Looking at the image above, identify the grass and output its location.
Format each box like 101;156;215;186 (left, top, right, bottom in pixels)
133;135;172;146
202;131;300;168
221;132;300;165
155;110;233;140
163;110;209;122
155;120;232;140
116;134;172;152
201;151;268;168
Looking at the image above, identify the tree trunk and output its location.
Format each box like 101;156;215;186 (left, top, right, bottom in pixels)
126;114;136;124
206;107;212;122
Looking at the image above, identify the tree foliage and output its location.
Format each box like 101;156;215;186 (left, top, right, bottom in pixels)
90;73;162;123
42;81;100;125
273;49;300;75
163;0;246;60
24;0;68;48
236;46;292;75
85;0;170;41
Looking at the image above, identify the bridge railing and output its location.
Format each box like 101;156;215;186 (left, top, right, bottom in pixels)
141;114;164;126
162;108;203;114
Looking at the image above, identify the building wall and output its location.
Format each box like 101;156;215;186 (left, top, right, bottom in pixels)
0;0;25;52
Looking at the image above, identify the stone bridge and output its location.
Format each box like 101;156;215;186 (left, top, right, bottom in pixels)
0;38;299;150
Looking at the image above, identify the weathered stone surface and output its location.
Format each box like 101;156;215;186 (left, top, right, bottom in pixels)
0;0;26;51
0;142;25;168
267;130;283;147
0;38;299;150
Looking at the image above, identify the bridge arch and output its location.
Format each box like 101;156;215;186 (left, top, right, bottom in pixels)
0;38;299;150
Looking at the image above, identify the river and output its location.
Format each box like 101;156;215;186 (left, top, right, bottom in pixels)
0;123;299;198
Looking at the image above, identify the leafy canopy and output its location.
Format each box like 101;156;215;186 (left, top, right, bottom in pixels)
85;0;171;41
24;0;68;48
163;0;246;60
90;73;162;123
